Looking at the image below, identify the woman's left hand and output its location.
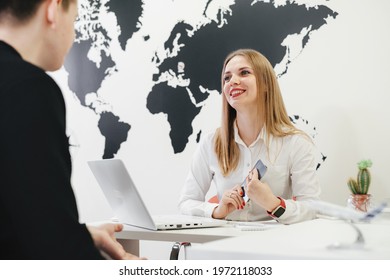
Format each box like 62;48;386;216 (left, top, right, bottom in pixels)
246;169;280;212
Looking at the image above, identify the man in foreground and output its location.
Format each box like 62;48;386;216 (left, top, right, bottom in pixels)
0;0;145;259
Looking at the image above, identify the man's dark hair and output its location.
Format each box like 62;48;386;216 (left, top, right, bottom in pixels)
0;0;45;21
0;0;72;22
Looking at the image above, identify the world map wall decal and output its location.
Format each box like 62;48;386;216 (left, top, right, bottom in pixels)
64;0;337;169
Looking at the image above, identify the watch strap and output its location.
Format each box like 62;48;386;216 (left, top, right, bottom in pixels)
267;197;286;218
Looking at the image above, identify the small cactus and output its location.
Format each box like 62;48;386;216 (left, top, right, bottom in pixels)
347;160;372;194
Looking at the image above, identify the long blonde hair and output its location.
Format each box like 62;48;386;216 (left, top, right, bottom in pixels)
214;49;301;176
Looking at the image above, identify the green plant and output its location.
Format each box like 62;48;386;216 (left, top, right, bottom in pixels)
347;160;372;194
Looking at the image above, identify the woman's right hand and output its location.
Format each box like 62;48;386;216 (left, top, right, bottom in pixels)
212;185;245;219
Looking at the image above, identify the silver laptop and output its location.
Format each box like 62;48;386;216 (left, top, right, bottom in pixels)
87;159;227;231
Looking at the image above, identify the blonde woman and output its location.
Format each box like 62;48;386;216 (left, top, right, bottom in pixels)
179;49;320;224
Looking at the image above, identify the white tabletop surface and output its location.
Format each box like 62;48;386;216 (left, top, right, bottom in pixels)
185;218;390;259
114;220;280;243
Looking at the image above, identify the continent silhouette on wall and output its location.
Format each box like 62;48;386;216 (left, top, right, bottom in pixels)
63;0;336;164
64;0;143;159
147;0;337;153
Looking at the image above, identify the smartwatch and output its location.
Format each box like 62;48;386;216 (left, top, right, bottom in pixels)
267;197;286;218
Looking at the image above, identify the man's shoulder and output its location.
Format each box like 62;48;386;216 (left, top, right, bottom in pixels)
1;56;59;97
1;56;50;82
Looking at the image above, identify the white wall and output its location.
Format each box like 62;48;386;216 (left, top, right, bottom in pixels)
51;0;390;259
278;0;390;206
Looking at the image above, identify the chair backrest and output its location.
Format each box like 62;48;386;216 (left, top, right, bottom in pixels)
208;195;219;203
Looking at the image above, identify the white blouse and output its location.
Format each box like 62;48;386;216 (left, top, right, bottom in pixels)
178;125;321;224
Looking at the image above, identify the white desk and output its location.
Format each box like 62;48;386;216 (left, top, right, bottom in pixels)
185;218;390;259
115;223;255;256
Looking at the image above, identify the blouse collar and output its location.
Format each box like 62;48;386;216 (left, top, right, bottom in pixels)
233;120;267;148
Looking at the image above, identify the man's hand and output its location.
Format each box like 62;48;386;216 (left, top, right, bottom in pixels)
87;223;147;260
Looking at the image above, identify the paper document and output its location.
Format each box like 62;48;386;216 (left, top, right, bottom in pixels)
229;221;281;231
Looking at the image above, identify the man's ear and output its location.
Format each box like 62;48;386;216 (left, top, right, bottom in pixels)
46;0;62;28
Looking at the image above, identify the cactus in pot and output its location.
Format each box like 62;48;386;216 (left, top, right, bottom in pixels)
347;160;372;195
347;160;372;212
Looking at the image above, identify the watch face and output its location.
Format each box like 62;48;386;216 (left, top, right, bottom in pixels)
273;206;286;218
